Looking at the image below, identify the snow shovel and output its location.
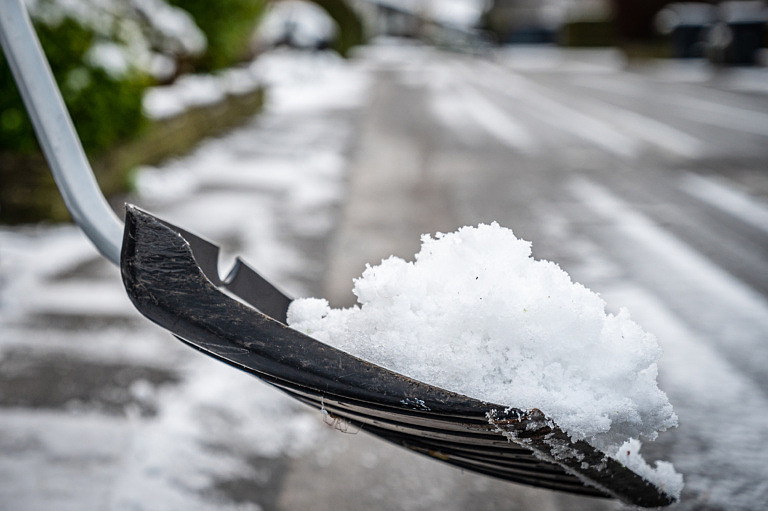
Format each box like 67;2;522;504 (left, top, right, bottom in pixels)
0;1;674;506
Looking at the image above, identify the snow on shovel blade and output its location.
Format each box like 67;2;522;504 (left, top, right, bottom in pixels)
120;205;676;508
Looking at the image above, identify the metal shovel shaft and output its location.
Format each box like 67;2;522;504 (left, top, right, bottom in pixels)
0;0;123;265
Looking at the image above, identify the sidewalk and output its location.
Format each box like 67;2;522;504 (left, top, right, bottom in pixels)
8;41;767;509
0;50;368;511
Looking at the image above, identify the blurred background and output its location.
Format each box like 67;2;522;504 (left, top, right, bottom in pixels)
1;0;767;510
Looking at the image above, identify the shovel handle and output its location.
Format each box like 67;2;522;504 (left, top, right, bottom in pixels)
0;0;123;265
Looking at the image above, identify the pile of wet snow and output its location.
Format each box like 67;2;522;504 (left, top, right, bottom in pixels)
287;222;682;498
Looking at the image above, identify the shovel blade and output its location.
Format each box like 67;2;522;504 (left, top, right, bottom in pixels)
120;205;675;508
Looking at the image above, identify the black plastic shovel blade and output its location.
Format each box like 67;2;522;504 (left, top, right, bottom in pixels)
120;205;676;508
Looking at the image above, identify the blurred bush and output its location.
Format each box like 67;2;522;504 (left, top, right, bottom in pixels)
0;0;271;223
1;0;209;154
0;11;149;223
168;0;268;71
0;19;148;155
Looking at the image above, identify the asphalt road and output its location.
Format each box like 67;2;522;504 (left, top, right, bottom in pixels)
1;44;767;510
321;44;768;511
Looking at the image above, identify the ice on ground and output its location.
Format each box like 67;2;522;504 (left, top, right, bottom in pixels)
288;223;681;494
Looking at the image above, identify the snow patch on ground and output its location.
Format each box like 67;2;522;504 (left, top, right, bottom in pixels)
253;50;370;114
143;73;235;119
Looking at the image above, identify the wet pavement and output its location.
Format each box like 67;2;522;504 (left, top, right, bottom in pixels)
0;51;364;511
2;44;768;510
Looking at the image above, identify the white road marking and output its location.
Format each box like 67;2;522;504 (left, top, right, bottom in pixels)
673;96;768;137
426;65;539;154
476;71;640;158
568;176;768;329
428;81;488;146
680;173;768;235
473;61;704;159
590;103;705;159
452;83;539;153
559;69;768;139
527;80;701;159
601;283;768;509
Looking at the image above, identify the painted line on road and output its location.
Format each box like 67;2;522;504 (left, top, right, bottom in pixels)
600;283;768;509
722;67;768;95
568;176;768;326
672;96;768;137
469;62;641;158
603;283;768;408
680;173;768;235
570;70;768;139
521;81;703;160
587;102;705;159
477;60;705;160
428;80;490;146
454;83;538;153
500;84;637;157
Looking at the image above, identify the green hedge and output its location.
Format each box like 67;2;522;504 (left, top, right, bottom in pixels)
0;18;148;155
169;0;268;71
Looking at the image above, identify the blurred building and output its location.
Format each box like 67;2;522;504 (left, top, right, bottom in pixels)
352;0;492;48
486;0;611;44
486;0;682;43
353;0;424;38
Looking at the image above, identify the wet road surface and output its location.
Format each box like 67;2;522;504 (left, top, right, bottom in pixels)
2;44;768;510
